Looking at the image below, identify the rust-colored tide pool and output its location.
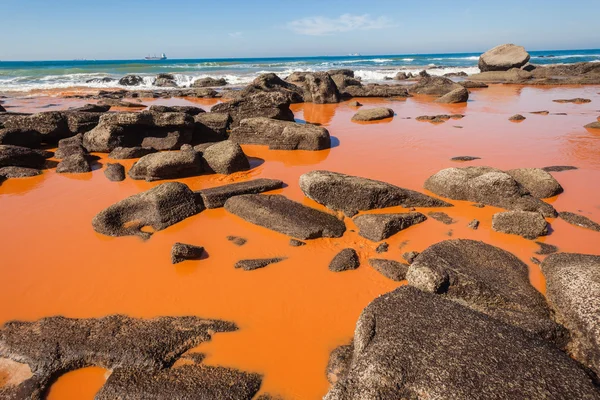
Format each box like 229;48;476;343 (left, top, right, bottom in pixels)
1;84;600;399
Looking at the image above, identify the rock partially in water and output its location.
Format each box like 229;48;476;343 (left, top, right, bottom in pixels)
353;212;427;242
368;258;408;281
460;80;489;88
535;241;559;255
509;114;526;121
226;236;247;246
171;242;205;264
0;145;52;168
197;178;284;209
478;44;531;72
467;219;480;230
108;146;157;159
542;253;600;378
507;168;563;198
211;91;294;127
406;239;565;344
118;74;144;86
402;251;419;264
559;211;600;232
329;249;360;272
348;100;362;107
585;121;600;129
492;210;549;239
434;87;469;104
470;69;533;83
299;170;451;215
302;72;341;104
153;73;178;88
200;141;250;175
542;165;577;172
408;75;463;96
92;182;202;238
104;163;125;182
350;107;394;122
450;156;480;162
0;166;41;178
191;77;228;88
324;286;596;400
0;128;42;148
427;211;456;225
326;344;353;384
56;153;91;174
128;148;203;181
553;98;591;104
224;194;346;240
342;84;409;98
235;258;286;271
289;239;306;247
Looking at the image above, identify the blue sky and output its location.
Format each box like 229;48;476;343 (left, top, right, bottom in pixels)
1;0;599;60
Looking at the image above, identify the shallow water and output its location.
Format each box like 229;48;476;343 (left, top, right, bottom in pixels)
1;85;600;399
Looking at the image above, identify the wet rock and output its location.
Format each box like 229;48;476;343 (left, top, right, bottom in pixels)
191;77;228;87
302;72;341;104
559;211;600;232
201;141;250;174
3;111;71;143
224;194;346;240
434;87;469;103
289;239;306;247
479;44;531;72
0;315;237;400
368;259;409;281
69;104;112;113
352;212;427;242
324;286;597;400
226;236;247;246
104;163;125;182
235;258;286;271
408;75;463;96
239;73;304;103
542;253;600;377
193;112;231;143
535;241;558;255
531;110;550;115
507;168;563;198
118;74;144;86
585;121;600;129
348;100;362;107
542;165;577;172
424;166;557;217
55;134;87;159
553;98;591;104
0;166;41;178
460;80;489;88
171;242;204;264
395;72;408;80
492;210;549;239
402;251;419;264
211;91;294;127
92;182;202;238
350;107;394;122
148;105;205;115
55;153;91;173
197;178;283;209
0;128;42;148
108;146;157;159
299;170;451;215
330;73;362;90
467;219;480;230
451;156;480;162
510;114;526;121
0;145;52;168
469;69;533;83
153;73;178;87
326;344;353;384
375;242;389;253
427;211;455;225
98;99;147;108
128;148;203;181
229;117;330;150
415;114;464;123
342;84;409;98
329;249;359;272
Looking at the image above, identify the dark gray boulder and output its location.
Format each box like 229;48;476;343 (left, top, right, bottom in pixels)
229;117;331;150
303;72;341;104
368;258;409;281
104;162;125;182
201;141;250;174
92;182;202;238
559;211;600;232
234;258;286;271
224;194;346;240
118;74;144;86
300;170;451;215
507;168;563;198
0;128;42;148
492;210;549;239
0;166;41;178
408;75;463;96
406;239;566;344
197;178;283;209
329;249;360;272
353;212;427;241
0;145;52;168
171;242;205;264
350;108;394;122
108;146;157;159
479;44;531;72
542;253;600;377
128;148;203;181
324;286;598;400
211;91;294;127
434;87;469;103
56;153;91;173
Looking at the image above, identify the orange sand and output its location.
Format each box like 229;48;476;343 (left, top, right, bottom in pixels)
1;84;600;399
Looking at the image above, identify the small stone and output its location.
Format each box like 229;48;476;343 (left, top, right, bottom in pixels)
402;251;419;264
235;258;285;271
427;212;455;225
451;156;480;162
530;257;541;265
171;243;205;264
530;110;549;115
226;236;247;246
535;241;558;255
329;249;360;272
509;114;526;121
289;239;306;247
467;219;480;230
104;163;125;182
376;243;389;253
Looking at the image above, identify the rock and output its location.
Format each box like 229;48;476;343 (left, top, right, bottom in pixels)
197;178;284;209
302;72;341;103
510;114;526;121
191;77;228;87
104;163;125;182
531;110;550;115
128;148;203;181
0;166;41;178
507;168;563;198
327;69;354;77
0;128;42;148
154;75;178;87
3;111;71;143
289;239;306;247
55;134;86;159
434;87;469;103
469;69;533;83
85;77;116;84
408;75;463;96
201;141;249;174
211;92;294;127
536;241;558;255
427;211;455;225
585;121;600;129
329;249;359;272
559;211;600;232
350;108;394;122
148;105;205;115
531;256;541;265
492;210;549;239
331;73;362;90
226;236;247;246
395;72;408;80
239;73;304;103
224;194;346;240
348;101;362;107
0;145;52;168
229;117;330;150
98;99;147;108
467;219;480;230
342;84;409;98
553;98;591;104
460;80;489;88
415;114;464;123
92;182;202;238
424;166;557;217
479;44;531;72
542;253;600;377
0;315;238;400
299;170;452;215
451;156;480;162
108;146;157;159
326;344;353;384
118;74;144;86
193;112;231;143
542;165;577;172
171;243;204;264
324;286;597;400
444;71;468;77
402;251;419;264
56;153;91;173
352;212;427;242
375;243;388;253
368;259;408;281
234;258;286;271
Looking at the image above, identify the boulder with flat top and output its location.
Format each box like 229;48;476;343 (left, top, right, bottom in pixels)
479;44;531;72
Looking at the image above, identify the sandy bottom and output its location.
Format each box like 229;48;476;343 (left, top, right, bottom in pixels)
1;84;600;399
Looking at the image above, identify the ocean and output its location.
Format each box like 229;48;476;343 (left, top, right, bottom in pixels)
1;49;599;93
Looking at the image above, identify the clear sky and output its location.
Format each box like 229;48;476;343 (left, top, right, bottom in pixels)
1;0;599;61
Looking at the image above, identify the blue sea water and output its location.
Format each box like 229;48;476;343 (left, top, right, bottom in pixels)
0;49;599;92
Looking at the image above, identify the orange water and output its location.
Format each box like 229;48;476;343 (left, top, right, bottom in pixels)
1;85;600;399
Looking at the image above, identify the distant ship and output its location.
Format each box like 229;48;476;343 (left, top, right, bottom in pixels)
348;53;361;56
145;53;167;60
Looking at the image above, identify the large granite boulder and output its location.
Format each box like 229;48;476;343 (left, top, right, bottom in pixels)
353;212;427;241
211;91;294;127
303;72;341;104
407;239;566;344
229;117;330;150
479;44;531;72
92;182;202;238
300;170;451;215
324;286;599;400
197;178;284;209
0;145;52;168
239;73;304;103
201;141;250;174
128;148;203;181
424;166;557;217
542;253;600;377
224;194;346;239
408;75;463;96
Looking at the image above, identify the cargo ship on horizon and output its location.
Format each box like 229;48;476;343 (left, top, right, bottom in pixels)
144;53;167;60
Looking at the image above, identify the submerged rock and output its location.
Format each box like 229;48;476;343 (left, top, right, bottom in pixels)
211;91;294;127
201;141;250;175
368;258;408;281
92;182;202;239
329;249;360;272
478;44;531;72
224;194;346;240
352;212;427;242
427;211;455;225
299;170;451;215
559;211;600;232
197;178;284;209
171;243;205;264
128;148;203;181
492;210;549;239
104;163;125;182
350;107;394;122
324;286;597;400
0;145;51;168
542;253;600;377
234;258;286;271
